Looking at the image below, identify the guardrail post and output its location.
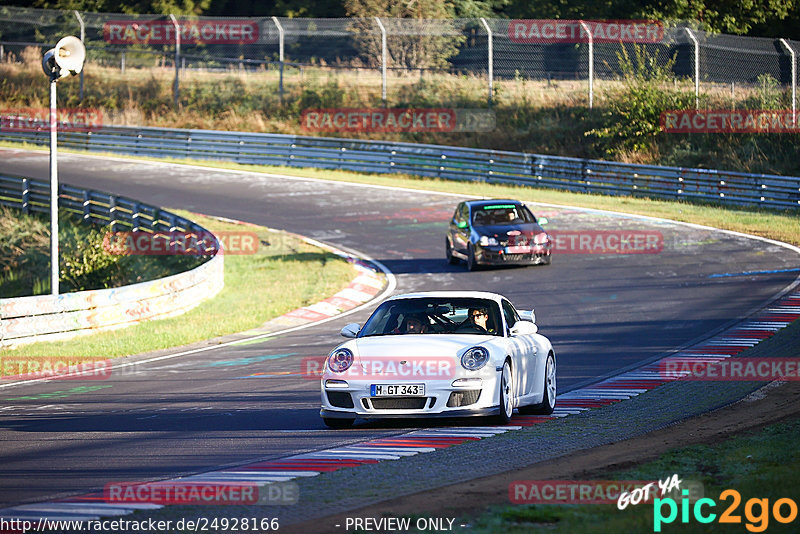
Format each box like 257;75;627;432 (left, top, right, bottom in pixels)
74;10;85;102
779;39;797;124
375;17;387;106
108;195;117;231
132;203;141;231
169;14;180;109
581;161;590;192
480;18;493;107
21;178;30;214
685;27;700;108
82;190;91;222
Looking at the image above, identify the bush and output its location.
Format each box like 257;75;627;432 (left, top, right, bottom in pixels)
587;45;695;156
0;208;204;297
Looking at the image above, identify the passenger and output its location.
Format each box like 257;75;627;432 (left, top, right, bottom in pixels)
460;307;489;333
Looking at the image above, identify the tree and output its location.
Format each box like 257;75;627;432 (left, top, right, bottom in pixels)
502;0;795;37
344;0;466;69
30;0;211;16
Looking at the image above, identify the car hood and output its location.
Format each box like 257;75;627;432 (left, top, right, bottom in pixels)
331;335;500;381
353;334;495;359
473;223;544;236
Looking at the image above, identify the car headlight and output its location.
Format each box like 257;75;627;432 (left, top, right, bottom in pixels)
461;347;490;370
534;232;550;245
479;235;499;246
328;348;354;373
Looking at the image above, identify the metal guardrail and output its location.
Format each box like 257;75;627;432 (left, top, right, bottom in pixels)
0;173;208;234
0;173;224;346
1;125;798;209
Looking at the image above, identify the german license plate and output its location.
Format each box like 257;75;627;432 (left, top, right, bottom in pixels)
371;384;425;396
505;245;532;254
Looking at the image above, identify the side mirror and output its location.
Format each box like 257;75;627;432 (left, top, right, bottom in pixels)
510;321;538;335
340;323;360;338
537;217;548;226
519;310;536;323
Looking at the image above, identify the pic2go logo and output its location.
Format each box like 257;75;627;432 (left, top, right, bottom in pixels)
653;489;798;532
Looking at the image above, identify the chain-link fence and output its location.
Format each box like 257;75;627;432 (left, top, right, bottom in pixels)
0;6;797;114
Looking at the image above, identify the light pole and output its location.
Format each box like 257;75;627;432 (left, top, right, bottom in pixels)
41;36;86;296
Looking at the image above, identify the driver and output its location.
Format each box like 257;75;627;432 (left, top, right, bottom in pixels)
395;314;427;334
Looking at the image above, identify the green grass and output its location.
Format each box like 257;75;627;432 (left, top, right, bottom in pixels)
0;210;357;369
464;418;800;533
4;140;796;248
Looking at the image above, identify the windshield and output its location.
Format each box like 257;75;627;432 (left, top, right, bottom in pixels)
359;297;503;337
472;204;535;226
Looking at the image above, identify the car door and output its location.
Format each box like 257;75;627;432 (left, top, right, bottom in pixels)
503;299;537;397
452;203;471;256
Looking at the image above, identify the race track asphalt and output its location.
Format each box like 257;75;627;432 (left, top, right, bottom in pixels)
0;148;797;508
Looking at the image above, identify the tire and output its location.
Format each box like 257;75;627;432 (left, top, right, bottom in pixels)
323;417;354;429
446;237;458;265
519;352;556;415
493;360;514;424
466;244;478;271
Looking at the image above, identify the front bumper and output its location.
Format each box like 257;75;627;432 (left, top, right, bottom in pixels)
320;376;501;420
475;244;551;265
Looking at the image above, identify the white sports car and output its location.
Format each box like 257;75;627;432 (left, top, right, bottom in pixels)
320;291;556;428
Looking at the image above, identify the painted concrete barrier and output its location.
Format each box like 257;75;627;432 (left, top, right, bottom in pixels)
0;176;224;347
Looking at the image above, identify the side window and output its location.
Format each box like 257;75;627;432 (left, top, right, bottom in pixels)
502;300;519;331
521;205;536;223
459;204;470;226
453;203;463;224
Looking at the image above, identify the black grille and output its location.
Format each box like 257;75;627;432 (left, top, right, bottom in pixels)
502;254;526;261
326;391;354;409
447;390;481;407
370;397;428;410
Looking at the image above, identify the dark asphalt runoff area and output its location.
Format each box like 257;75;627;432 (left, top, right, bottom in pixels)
0;148;798;509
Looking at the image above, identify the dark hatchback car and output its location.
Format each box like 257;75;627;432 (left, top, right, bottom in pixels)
446;200;552;271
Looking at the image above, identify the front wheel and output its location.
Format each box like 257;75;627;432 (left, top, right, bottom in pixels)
466;244;478;271
519;353;556;415
493;360;514;424
323;417;354;429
